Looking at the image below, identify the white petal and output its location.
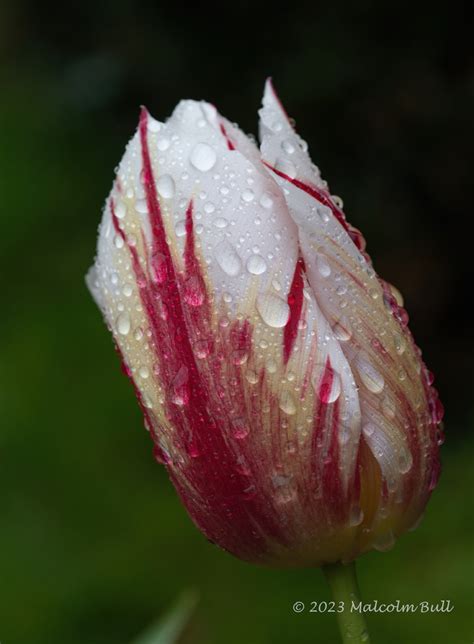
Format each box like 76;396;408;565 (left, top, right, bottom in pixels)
260;81;433;522
259;78;327;189
140;99;302;310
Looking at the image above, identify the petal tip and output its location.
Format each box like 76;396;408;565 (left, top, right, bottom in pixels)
263;77;285;112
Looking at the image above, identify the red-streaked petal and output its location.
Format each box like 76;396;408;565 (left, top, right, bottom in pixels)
88;102;366;565
88;83;442;566
259;80;441;542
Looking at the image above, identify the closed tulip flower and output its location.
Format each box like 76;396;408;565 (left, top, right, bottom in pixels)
87;79;443;641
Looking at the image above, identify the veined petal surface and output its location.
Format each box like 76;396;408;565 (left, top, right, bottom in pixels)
88;100;368;566
88;82;443;566
260;79;442;553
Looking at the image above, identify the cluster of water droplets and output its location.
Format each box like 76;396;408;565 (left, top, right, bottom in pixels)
142;104;307;338
88;91;447;561
256;96;439;551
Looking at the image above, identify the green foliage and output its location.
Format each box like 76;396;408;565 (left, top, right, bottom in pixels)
131;592;198;644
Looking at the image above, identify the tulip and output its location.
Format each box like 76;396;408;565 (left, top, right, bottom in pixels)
88;79;443;642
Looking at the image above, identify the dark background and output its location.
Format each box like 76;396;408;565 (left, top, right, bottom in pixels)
1;2;473;643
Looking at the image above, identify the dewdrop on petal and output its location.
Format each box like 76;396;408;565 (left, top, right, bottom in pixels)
87;80;443;567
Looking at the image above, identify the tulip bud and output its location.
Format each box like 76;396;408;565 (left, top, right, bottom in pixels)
87;80;443;567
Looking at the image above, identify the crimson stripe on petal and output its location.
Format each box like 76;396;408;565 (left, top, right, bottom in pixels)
310;358;346;521
262;160;365;252
283;256;305;364
219;122;235;150
110;114;290;561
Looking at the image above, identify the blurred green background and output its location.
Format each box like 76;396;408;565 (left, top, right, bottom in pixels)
1;1;473;643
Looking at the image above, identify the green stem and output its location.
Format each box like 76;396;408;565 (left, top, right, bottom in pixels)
323;561;370;644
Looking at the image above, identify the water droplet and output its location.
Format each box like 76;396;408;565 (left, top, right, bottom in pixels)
116;312;131;335
232;349;248;365
313;368;341;404
349;503;364;526
266;358;277;373
190;143;217;172
281;139;295;154
408;512;424;532
317;255;331;277
204;202;215;214
333;318;352;342
115;201;127;219
171;366;189;406
231;417;249;440
362;423;376;438
142;393;153;409
260;193;273;209
194;339;211;359
246;370;259;384
157;137;170;151
389;283;404;307
241;189;255;202
356;358;385;394
398;447;413;474
183;275;205;307
139;365;150;379
136;199;149;214
214;217;228;229
159;302;168;320
272;473;297;504
394;306;409;327
214;242;242;276
372;530;395;552
299;139;308;152
317;205;331;223
279;390;297;415
369;287;379;300
246;254;267;275
156;174;175;199
175;220;187;237
114;235;124;249
381;396;395;419
393;332;406;355
272;279;281;292
256;293;290;328
151;251;168;284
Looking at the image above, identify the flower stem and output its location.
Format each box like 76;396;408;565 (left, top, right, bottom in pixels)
323;561;370;643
